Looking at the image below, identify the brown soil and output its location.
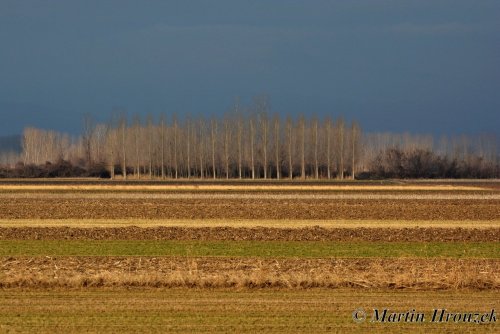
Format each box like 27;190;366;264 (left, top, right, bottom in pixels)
1;226;499;242
1;256;497;289
1;198;498;220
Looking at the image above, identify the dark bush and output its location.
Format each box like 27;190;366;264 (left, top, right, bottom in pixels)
0;159;111;178
45;160;86;177
85;163;111;178
369;148;499;179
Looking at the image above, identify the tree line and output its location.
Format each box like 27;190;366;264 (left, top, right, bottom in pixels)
1;100;498;179
17;113;362;180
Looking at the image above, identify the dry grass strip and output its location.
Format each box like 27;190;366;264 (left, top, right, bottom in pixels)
0;184;487;191
0;257;497;290
2;192;499;200
1;219;498;229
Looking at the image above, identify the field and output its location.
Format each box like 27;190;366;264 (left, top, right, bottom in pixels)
1;289;497;333
0;179;498;332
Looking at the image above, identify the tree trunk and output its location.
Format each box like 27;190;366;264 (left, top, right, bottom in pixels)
82;113;94;168
287;118;293;180
224;119;230;179
198;119;204;179
148;116;153;179
160;115;165;179
326;119;331;179
300;117;305;179
211;119;217;179
338;118;345;180
250;118;255;179
186;119;191;179
237;118;242;179
274;116;280;180
173;118;178;179
120;115;127;180
351;121;360;180
313;118;318;179
133;116;141;179
261;114;268;179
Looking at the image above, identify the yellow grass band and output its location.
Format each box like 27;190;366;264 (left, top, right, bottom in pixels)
0;184;488;191
1;219;498;228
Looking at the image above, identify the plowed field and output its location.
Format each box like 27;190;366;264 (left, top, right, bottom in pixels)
1;198;499;220
1;226;499;241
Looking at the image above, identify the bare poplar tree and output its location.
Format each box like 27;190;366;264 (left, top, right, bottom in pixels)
166;119;173;178
223;116;231;179
160;114;166;179
105;118;119;179
119;113;128;180
173;116;178;179
233;98;243;179
253;95;270;179
198;118;205;179
237;115;243;179
262;114;268;179
274;114;280;179
108;131;116;179
132;115;141;178
351;121;361;179
211;118;217;179
336;117;345;179
147;114;153;179
286;116;293;179
325;117;332;179
186;117;191;179
22;127;36;164
312;117;319;179
259;112;269;179
299;116;306;179
82;113;94;167
249;117;255;179
91;123;107;164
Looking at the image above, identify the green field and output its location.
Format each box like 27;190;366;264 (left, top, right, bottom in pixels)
1;240;498;258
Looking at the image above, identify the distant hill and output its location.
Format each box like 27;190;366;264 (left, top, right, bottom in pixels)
0;135;22;153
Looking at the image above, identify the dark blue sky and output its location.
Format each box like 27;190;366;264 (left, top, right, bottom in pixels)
0;1;499;136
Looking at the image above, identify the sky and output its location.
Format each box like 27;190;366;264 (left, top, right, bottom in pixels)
0;0;499;136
